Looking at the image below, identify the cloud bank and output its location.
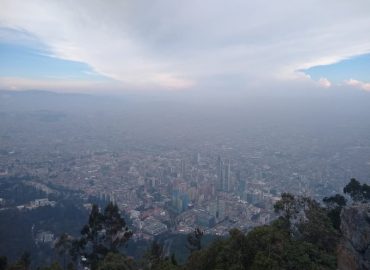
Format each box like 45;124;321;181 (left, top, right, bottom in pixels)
345;79;370;92
1;0;370;92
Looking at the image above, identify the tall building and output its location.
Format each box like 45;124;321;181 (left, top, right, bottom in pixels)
196;210;215;228
193;152;201;166
196;153;201;165
181;159;186;179
209;201;218;218
224;159;231;192
217;199;226;221
237;170;245;196
172;189;189;213
217;156;224;191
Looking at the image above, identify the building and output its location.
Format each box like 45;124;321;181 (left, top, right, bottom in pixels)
196;210;215;228
181;159;186;179
224;159;231;192
35;231;54;245
217;156;224;191
142;217;168;236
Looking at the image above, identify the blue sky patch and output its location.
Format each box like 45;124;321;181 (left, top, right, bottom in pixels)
0;42;109;81
304;54;370;83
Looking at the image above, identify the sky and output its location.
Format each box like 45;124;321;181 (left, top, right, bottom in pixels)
0;0;370;94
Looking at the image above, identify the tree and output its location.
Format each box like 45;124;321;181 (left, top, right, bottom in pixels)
67;239;81;268
55;233;73;270
97;253;135;270
274;193;299;220
186;228;203;254
323;194;347;230
298;199;340;253
79;204;105;268
144;241;165;270
76;203;132;270
142;241;179;270
185;217;337;270
7;252;32;270
66;262;75;270
250;252;279;270
7;262;24;270
274;194;340;253
170;254;177;266
0;256;7;270
344;178;370;202
38;262;63;270
274;193;313;233
103;203;132;252
20;252;31;270
323;194;346;208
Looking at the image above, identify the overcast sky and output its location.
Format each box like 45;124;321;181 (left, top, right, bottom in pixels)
0;0;370;93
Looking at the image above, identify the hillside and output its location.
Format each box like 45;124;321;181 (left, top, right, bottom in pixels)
2;178;370;270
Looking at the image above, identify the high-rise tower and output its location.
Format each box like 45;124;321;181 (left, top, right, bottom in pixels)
217;156;224;191
224;159;231;192
181;159;186;179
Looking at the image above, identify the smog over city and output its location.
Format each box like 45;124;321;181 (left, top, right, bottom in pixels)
1;1;370;269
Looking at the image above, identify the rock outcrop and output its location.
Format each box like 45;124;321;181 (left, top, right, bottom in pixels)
338;203;370;270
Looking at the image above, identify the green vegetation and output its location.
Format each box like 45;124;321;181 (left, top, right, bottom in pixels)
343;178;370;202
53;203;133;270
184;194;339;270
2;178;370;270
323;194;346;230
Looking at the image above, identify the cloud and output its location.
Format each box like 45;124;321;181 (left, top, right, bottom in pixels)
345;79;370;92
1;0;370;92
318;78;332;88
0;76;122;93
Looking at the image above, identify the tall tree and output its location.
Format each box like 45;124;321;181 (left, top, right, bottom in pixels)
55;233;73;270
77;203;132;270
103;203;132;252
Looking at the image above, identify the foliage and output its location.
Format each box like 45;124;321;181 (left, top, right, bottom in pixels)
97;253;135;270
323;194;346;230
103;203;132;252
323;194;346;207
297;200;340;253
6;262;26;270
5;252;33;270
274;193;298;220
55;233;73;270
343;178;370;202
38;262;63;270
141;241;179;270
20;252;31;270
7;179;368;270
0;256;7;270
72;203;132;270
185;220;337;270
184;193;339;270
